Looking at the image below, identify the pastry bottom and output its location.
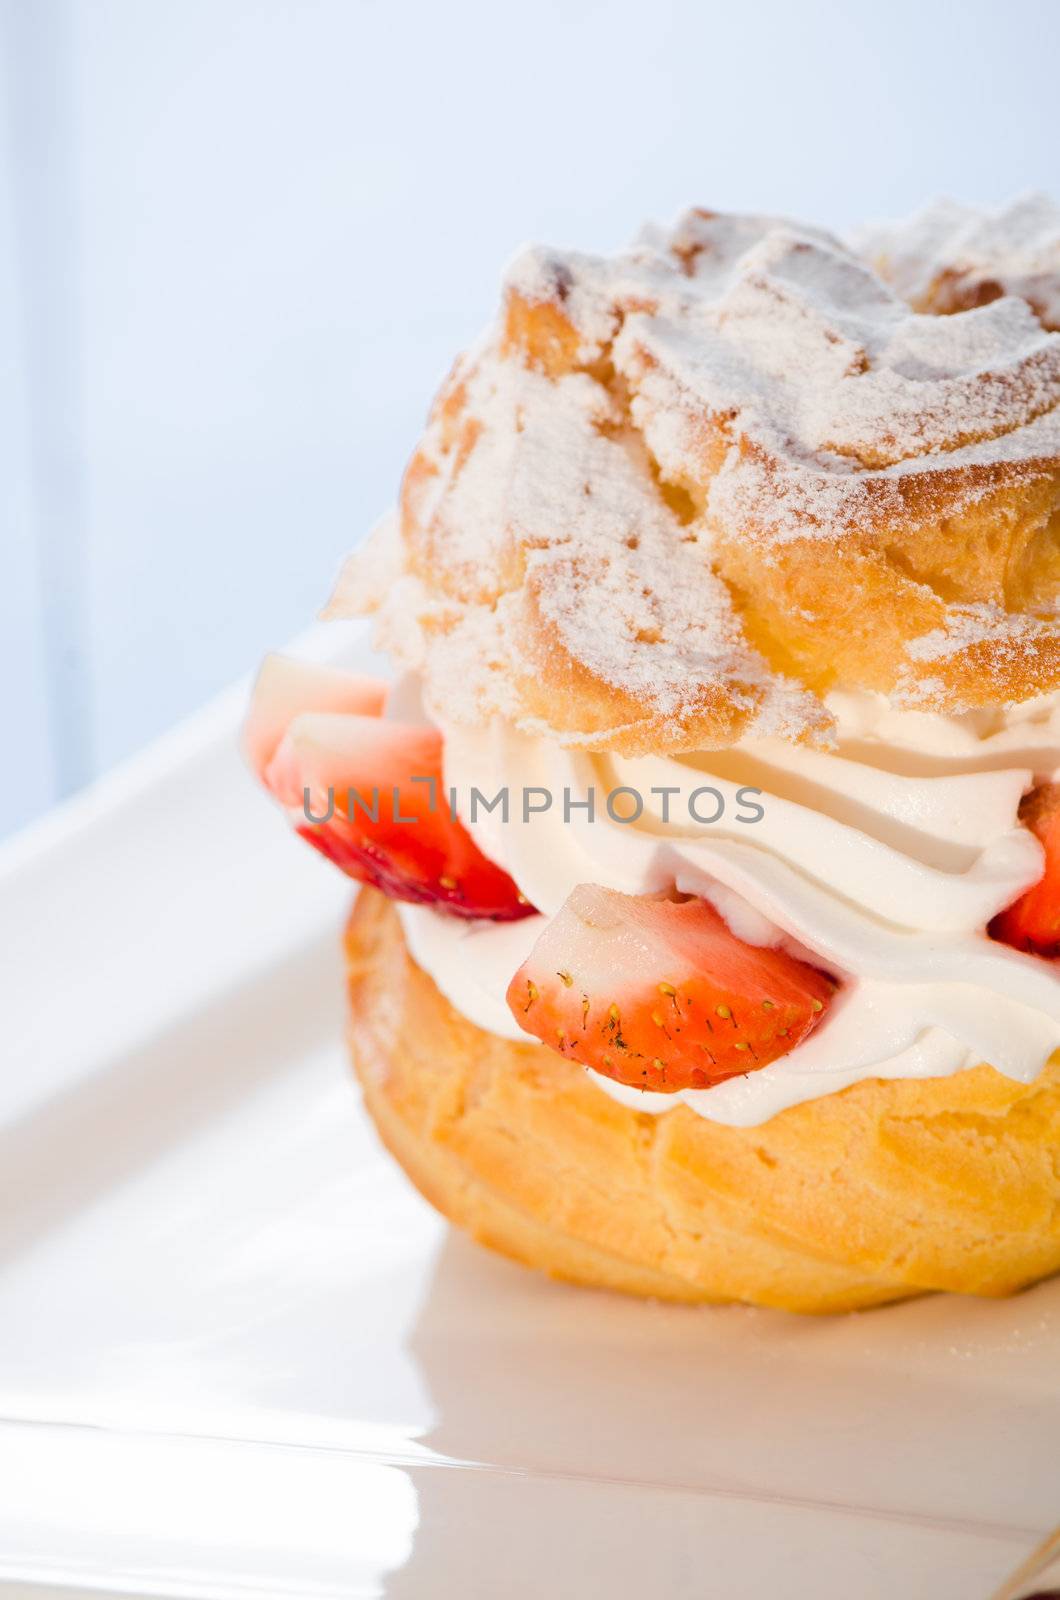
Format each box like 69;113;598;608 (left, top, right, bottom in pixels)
345;888;1060;1313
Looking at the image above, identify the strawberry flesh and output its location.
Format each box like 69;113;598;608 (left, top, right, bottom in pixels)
289;719;532;920
506;884;835;1091
243;654;387;781
989;783;1060;955
244;657;532;921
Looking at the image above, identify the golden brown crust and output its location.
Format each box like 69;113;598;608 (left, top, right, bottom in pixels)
346;889;1060;1314
331;210;1060;751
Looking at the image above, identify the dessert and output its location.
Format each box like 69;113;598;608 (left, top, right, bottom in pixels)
858;192;1060;330
246;202;1060;1312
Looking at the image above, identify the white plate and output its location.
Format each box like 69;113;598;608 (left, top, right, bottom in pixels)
2;623;1057;1599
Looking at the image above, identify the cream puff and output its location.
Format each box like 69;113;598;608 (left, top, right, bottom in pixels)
246;203;1060;1312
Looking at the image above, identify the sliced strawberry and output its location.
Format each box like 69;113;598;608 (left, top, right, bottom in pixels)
506;885;835;1091
243;654;387;780
244;657;532;921
989;783;1060;954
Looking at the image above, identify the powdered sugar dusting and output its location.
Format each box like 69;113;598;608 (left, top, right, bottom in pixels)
618;226;1060;490
331;203;1060;748
857;193;1060;331
348;339;830;744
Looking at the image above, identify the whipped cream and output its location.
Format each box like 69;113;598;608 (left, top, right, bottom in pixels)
396;687;1060;1127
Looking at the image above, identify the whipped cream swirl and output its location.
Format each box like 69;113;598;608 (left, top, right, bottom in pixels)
396;686;1060;1127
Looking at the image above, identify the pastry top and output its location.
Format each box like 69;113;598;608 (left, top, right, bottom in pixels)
331;205;1060;755
858;193;1060;330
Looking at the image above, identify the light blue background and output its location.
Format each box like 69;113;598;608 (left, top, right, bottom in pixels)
3;0;1058;837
